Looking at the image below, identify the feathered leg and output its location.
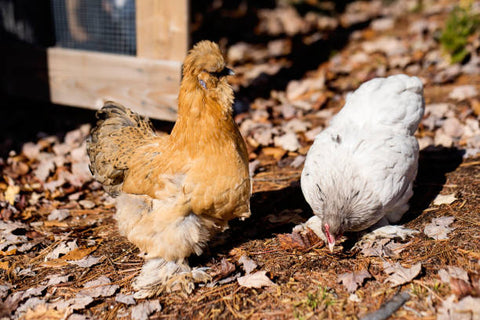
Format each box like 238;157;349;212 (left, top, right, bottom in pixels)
133;258;211;299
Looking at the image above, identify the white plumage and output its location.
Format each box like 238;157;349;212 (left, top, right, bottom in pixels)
299;74;425;251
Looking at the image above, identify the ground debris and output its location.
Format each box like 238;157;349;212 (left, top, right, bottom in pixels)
337;270;371;293
237;271;275;289
437;295;480;320
424;216;455;240
383;262;422;287
131;300;162;320
0;0;479;318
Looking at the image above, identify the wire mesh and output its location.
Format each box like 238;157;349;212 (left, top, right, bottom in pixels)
51;0;136;55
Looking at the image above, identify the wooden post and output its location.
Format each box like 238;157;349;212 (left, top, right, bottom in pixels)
136;0;189;61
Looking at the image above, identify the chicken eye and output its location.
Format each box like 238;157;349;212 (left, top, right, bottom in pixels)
208;67;234;78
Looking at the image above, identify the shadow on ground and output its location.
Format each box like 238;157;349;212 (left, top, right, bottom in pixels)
0;96;174;158
195;181;311;262
403;146;465;223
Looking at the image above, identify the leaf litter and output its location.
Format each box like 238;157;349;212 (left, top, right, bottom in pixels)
383;262;422;287
337;270;371;293
1;0;480;318
424;216;455;240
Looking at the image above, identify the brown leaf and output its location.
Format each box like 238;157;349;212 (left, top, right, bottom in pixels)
4;185;20;206
450;278;473;298
61;246;97;261
337;270;372;293
424;216;455;240
0;261;8;270
210;258;236;280
67;256;103;268
437;295;480;320
43;221;69;228
239;255;258;274
24;304;63;320
237;271;275;288
131;300;162;320
1;248;17;256
79;276;118;298
262;147;287;160
278;228;320;251
383;262;422;287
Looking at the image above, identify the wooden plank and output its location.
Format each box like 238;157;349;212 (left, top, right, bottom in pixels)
136;0;189;61
47;47;181;121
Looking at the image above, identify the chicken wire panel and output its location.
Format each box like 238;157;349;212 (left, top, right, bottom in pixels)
51;0;136;55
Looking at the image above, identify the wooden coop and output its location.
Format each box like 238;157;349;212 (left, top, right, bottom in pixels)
1;0;189;121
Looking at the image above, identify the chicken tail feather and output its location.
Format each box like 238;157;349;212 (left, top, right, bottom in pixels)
87;101;156;195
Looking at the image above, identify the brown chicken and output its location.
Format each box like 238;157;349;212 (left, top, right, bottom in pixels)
87;41;251;298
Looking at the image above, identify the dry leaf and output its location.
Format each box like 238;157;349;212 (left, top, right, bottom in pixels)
450;278;474;298
69;295;94;310
4;185;20;205
67;256;102;268
438;266;469;283
68;313;89;320
61;246;97;261
424;216;455;240
47;209;70;221
239;255;258;274
262;147;287;160
43;221;69;228
210;258;236;280
433;194;457;206
22;286;47;300
0;261;8;270
46;274;71;286
278;228;320;251
79;276;118;298
383;262;421;287
22;142;41;160
437;295;480;320
337;270;371;293
45;241;78;260
131;300;162;320
274;132;301;152
16;297;45;317
115;294;136;305
0;284;11;300
24;304;63;320
237;271;275;288
449;85;478;101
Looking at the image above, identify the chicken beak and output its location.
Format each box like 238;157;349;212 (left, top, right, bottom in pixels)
226;67;235;76
328;241;335;253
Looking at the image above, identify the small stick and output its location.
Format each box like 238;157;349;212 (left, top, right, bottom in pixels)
360;291;410;320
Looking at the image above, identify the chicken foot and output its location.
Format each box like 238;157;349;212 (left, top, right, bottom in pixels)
133;258;211;299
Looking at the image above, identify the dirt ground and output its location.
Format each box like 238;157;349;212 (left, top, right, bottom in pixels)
1;0;480;319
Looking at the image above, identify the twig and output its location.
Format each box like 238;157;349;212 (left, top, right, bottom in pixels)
360;291;410;320
460;160;480;167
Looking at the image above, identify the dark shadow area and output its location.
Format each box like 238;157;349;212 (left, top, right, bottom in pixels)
190;0;371;102
0;0;54;100
402;146;465;223
0;96;96;157
192;182;311;264
0;96;175;158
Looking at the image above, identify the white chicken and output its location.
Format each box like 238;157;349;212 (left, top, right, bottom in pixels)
299;74;425;252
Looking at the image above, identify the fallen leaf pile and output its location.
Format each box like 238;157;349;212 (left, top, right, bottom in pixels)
1;0;480;318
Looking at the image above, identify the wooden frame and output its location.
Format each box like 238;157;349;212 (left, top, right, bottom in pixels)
3;0;189;121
